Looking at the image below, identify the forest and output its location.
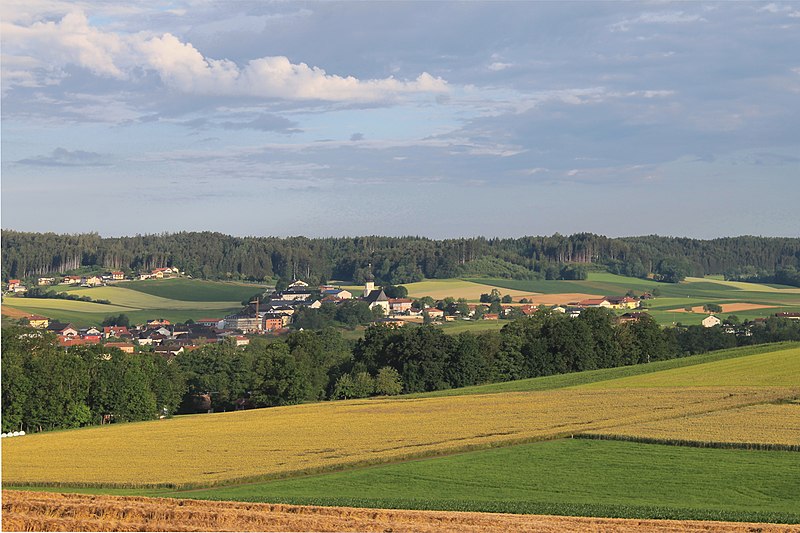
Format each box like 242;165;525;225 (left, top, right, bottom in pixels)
4;311;800;434
3;230;800;286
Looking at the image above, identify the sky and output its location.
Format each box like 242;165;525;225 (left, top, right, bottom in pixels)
2;1;799;239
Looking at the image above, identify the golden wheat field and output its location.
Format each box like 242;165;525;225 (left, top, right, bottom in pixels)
2;386;796;488
4;491;797;533
585;402;800;448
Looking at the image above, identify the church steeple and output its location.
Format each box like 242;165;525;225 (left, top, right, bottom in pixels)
363;263;375;298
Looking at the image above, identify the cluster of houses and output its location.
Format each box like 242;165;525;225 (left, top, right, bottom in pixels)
5;267;184;293
23;316;249;359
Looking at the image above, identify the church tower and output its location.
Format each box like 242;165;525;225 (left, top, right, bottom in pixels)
363;264;375;298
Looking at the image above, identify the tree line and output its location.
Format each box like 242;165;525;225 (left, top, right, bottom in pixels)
3;230;800;286
5;312;800;433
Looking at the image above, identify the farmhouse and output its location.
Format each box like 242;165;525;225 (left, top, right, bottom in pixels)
110;271;125;281
323;288;352;299
775;312;800;320
577;298;612;308
605;296;640;309
26;315;50;328
196;318;224;328
103;326;130;339
82;276;103;287
37;277;56;286
48;323;78;337
62;276;82;285
105;342;135;354
702;315;722;328
389;298;413;314
423;308;445;319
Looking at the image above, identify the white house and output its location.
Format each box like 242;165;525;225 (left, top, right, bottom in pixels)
702;315;722;328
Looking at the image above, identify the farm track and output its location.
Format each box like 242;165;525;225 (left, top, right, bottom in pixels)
4;491;798;532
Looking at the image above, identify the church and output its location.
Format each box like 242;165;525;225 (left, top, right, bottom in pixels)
361;268;390;315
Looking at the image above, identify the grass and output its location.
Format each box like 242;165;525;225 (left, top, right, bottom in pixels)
117;278;269;302
410;342;800;398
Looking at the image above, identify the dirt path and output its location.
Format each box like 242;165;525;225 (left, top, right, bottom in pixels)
3;491;797;532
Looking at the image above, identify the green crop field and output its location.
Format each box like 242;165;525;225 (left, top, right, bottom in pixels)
117;278;269;302
156;439;800;523
4;298;132;315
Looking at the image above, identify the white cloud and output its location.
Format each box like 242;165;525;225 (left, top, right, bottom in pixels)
611;11;706;32
488;62;512;71
3;11;449;103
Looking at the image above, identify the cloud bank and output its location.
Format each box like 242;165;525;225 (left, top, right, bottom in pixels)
2;11;448;102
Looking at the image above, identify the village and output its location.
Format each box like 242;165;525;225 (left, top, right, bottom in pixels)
9;262;793;361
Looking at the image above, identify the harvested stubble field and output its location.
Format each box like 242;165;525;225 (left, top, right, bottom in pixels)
3;386;793;488
3;491;797;533
583;402;800;449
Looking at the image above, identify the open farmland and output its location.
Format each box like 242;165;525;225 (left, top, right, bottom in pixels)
5;491;788;533
1;278;267;327
400;279;540;301
2;385;792;488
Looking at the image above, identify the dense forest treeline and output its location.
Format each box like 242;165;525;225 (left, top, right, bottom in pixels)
4;312;800;433
3;230;800;286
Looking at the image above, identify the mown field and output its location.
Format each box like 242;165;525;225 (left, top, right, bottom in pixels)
5;491;781;533
3;344;800;525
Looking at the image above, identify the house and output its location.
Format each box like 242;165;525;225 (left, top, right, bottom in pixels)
288;280;309;288
389;298;413;314
551;306;567;314
37;277;55;286
82;275;103;287
48;322;78;337
146;318;171;327
577;298;612;308
103;326;130;339
482;313;500;320
104;342;135;354
605;296;640;310
423;308;445;319
62;275;83;285
110;271;125;281
196;318;224;328
702;315;721;328
7;279;21;291
619;312;648;323
775;312;800;320
323;288;352;300
280;287;314;301
26;315;50;329
520;304;538;316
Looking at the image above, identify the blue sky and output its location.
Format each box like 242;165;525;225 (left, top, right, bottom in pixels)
2;1;799;238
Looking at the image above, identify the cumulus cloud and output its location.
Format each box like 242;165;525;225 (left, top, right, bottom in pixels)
16;147;111;166
3;11;449;102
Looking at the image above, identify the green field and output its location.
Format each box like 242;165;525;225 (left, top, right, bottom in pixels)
116;278;269;302
155;439;799;523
